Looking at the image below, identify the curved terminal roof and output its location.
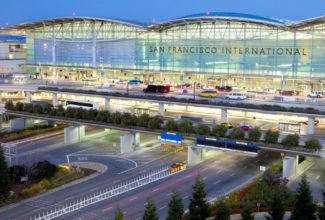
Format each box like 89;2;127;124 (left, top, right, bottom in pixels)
1;12;325;32
1;17;148;31
149;12;287;30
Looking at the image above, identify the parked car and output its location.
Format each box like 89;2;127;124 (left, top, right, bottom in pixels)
307;91;323;98
225;92;247;100
216;86;232;92
198;90;218;98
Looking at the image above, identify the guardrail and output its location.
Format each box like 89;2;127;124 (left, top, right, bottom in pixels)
29;165;182;220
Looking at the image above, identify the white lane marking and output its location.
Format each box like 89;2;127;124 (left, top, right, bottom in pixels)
216;170;222;174
230;173;235;177
185;174;193;178
129;196;137;201
167;192;173;196
182;196;189;200
202;176;207;180
316;175;320;180
255;159;260;163
214;180;221;185
102;206;112;212
158;206;167;211
151;187;160;193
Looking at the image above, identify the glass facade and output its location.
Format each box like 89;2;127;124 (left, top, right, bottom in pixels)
25;16;325;79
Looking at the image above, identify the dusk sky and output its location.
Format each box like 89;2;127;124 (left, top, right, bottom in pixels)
0;0;324;27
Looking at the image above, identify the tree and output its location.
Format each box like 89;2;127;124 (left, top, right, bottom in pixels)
264;130;279;144
265;192;285;220
5;100;14;110
290;175;317;220
0;147;11;202
240;205;254;220
166;190;184;220
143;198;158;220
305;138;322;151
14;102;24;111
178;120;194;134
188;176;209;220
147;117;162;129
114;205;123;220
248;127;262;142
164;119;178;131
215;198;230;220
137;113;151;128
318;191;325;220
196;124;211;135
229;127;245;140
282;134;299;148
212;124;227;138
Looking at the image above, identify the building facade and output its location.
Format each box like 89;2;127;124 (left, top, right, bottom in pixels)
0;35;26;76
4;13;325;89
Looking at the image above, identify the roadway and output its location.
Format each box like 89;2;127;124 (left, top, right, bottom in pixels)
0;129;183;220
54;151;279;220
0;125;280;220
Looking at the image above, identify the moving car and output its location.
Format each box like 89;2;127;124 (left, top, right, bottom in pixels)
168;162;188;173
225;92;247;100
143;85;170;93
128;79;143;85
198;90;218;97
216;86;232;92
307;91;323;98
279;90;298;96
221;122;233;129
240;125;251;132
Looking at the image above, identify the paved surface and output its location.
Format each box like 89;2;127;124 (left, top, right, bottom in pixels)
53;152;278;220
288;157;325;202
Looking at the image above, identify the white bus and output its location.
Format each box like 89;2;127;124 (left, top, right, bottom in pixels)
65;100;99;110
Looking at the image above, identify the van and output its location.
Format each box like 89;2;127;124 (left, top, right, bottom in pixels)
225;92;247;100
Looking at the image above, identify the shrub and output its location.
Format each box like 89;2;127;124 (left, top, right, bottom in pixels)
195;124;211;135
305;138;322;151
281;134;299;147
178;120;194;134
109;112;123;124
164;119;178;131
29;161;57;181
264;130;279;144
121;112;136;126
22;179;50;197
212;124;227;138
229;127;245;140
248;127;262;142
9;165;28;184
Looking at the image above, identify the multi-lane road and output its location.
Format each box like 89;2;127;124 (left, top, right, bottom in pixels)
0;127;280;220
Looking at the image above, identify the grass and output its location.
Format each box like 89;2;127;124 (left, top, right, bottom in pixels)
20;165;90;198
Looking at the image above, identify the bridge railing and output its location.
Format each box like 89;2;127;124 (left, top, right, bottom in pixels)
29;165;183;220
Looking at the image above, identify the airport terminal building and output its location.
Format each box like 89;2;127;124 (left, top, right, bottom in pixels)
2;12;325;90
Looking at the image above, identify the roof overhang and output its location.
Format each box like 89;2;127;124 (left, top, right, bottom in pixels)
288;16;325;28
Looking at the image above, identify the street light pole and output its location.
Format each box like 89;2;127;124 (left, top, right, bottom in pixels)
193;82;196;101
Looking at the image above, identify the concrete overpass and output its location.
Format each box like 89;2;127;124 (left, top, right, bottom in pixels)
5;110;322;158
